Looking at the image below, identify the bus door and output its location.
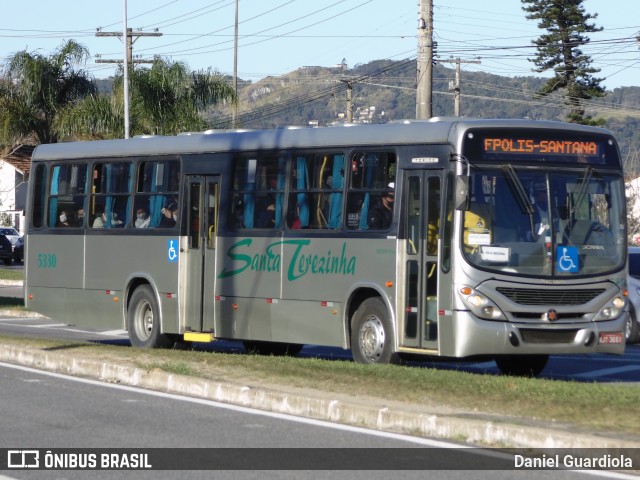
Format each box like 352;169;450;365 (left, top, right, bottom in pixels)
402;172;442;351
183;175;219;335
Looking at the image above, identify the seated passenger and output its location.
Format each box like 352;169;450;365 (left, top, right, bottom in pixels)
93;210;123;228
57;210;72;227
368;183;394;230
159;203;178;228
135;208;150;228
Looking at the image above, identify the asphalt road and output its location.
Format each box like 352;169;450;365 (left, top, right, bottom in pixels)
0;362;626;480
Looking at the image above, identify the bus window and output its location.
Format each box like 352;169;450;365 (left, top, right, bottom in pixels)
230;156;285;230
346;152;396;230
48;164;88;228
91;163;132;228
31;164;47;229
287;153;344;229
134;160;180;229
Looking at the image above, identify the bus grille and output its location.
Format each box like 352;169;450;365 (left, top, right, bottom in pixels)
519;329;579;344
496;287;605;306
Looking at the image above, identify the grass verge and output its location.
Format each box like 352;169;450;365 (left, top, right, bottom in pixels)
0;268;23;281
0;333;638;437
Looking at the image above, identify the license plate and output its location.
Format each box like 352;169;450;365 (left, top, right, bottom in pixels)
599;332;623;344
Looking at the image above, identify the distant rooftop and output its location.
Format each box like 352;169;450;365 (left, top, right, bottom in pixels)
1;144;34;175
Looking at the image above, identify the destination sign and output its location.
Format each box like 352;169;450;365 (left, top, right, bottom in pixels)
483;138;602;157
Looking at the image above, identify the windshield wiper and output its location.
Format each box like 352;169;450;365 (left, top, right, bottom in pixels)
502;164;535;237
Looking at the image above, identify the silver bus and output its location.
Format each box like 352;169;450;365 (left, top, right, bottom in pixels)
25;118;628;376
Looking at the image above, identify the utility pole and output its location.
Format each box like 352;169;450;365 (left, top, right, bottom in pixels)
96;25;162;138
337;79;354;123
232;0;239;128
345;81;353;123
95;29;163;66
416;0;433;119
448;58;481;116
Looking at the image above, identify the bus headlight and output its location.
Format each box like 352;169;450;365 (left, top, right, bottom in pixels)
593;295;626;321
458;286;506;321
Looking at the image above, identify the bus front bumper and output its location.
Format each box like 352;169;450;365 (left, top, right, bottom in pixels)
449;311;626;358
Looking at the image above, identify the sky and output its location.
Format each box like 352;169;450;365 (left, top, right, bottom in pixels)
1;0;638;91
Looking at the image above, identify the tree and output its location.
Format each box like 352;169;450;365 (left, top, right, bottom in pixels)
0;40;96;144
521;0;605;125
59;58;237;139
131;58;236;135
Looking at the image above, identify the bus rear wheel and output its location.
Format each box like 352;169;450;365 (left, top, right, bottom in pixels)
351;297;400;365
494;354;549;377
128;285;171;349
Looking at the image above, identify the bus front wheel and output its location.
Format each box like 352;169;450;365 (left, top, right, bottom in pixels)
494;354;549;377
351;297;400;365
128;285;171;349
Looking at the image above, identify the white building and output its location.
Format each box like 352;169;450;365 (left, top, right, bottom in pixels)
0;144;33;236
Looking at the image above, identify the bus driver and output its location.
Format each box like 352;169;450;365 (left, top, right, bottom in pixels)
368;183;394;230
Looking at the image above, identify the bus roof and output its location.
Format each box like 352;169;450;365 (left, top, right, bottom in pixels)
32;118;615;161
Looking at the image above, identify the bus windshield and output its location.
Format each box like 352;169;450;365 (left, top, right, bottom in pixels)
462;165;626;277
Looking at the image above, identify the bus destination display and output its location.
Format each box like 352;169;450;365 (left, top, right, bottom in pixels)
483;138;601;157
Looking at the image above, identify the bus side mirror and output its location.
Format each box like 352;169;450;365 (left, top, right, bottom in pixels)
455;175;469;211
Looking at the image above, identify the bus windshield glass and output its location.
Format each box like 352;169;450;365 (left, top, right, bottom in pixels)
462;166;626;277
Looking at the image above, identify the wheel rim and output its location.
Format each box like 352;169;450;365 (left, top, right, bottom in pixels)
359;315;385;362
625;315;632;340
134;299;154;341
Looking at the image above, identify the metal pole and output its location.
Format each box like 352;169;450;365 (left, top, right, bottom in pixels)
123;0;130;139
232;0;239;128
416;0;433;119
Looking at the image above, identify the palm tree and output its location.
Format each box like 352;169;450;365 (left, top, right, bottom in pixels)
131;58;237;136
59;58;237;139
0;40;96;144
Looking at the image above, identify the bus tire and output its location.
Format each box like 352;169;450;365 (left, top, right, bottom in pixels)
494;354;549;377
351;297;400;365
127;285;171;349
243;341;303;357
625;307;639;344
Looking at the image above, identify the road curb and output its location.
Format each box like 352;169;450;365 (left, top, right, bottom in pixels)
1;344;637;449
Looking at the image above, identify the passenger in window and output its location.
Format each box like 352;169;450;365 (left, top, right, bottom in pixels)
368;183;395;230
93;209;123;228
92;209;105;228
288;204;301;229
76;208;85;227
160;202;178;228
57;210;72;227
256;201;275;228
232;200;245;229
135;208;150;228
256;179;277;228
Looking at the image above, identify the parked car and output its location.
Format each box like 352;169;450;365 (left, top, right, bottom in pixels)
13;236;23;263
0;235;14;265
626;246;640;344
0;227;21;263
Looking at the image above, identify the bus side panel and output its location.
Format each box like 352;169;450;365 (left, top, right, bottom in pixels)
270;300;344;346
214;236;396;347
83;235;179;332
280;238;397;346
215;296;344;346
216;236;281;299
27;234;85;289
26;233;87;323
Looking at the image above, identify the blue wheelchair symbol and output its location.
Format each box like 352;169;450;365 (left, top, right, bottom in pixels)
556;246;578;273
167;240;178;263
